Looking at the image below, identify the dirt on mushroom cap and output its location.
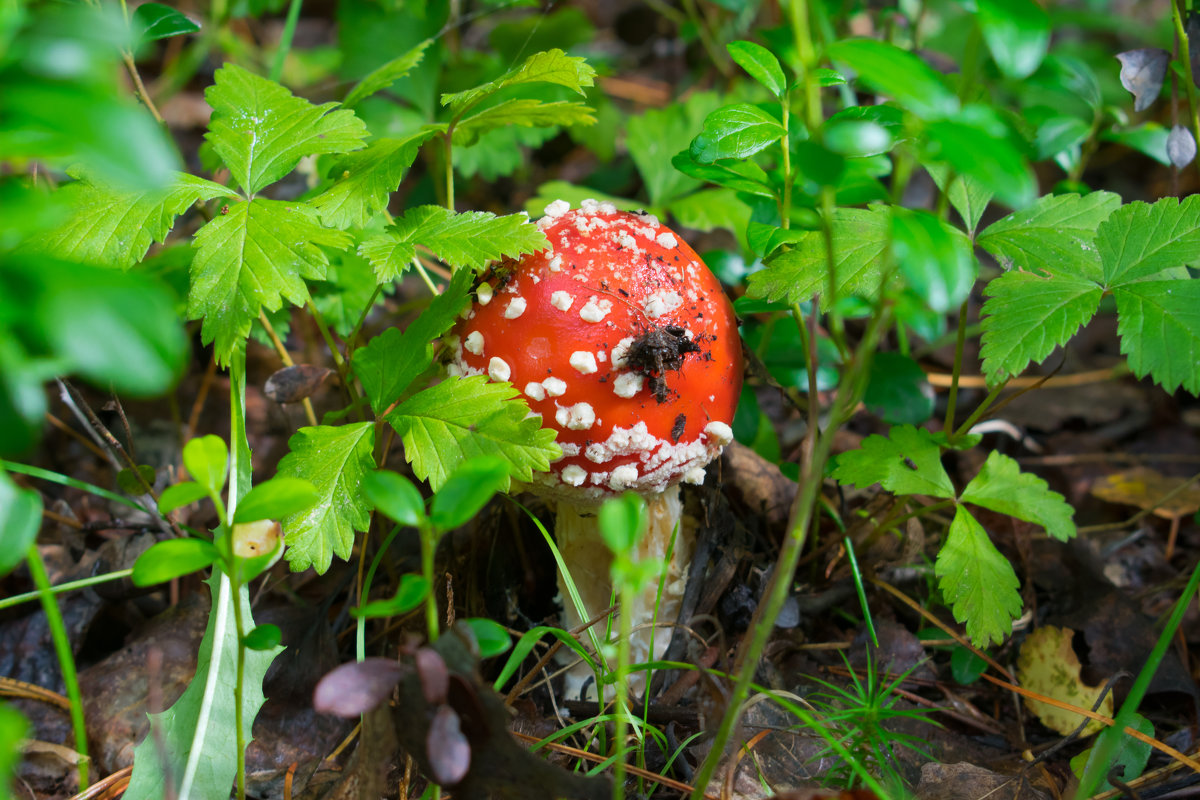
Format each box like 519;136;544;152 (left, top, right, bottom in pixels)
449;201;743;502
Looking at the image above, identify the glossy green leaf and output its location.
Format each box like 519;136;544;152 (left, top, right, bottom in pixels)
431;456;511;530
343;39;432;107
158;481;209;514
183;435;228;496
823;119;893;157
1114;280;1200;395
924;106;1034;209
441;49;595;113
454;100;596;147
242;623;282;651
669;151;775;198
727;40;787;97
354;573;430;617
891;208;975;313
133;3;199;43
1097;195;1200;287
463;617;512;658
960;451;1076;541
233;477;319;524
1070;713;1154;792
863;352;934;425
828;38;958;120
276;423;376;574
131;538;221;586
363;470;426;527
310;133;432;229
936;506;1022;647
690;104;784;163
830;424;955;499
978;191;1120;282
0;473;42;576
975;0;1050;79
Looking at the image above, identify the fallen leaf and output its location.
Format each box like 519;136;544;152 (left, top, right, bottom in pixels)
1016;625;1111;736
1090;467;1200;519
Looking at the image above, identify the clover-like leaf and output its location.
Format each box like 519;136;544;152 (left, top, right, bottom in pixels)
960;451;1076;541
831;424;955;499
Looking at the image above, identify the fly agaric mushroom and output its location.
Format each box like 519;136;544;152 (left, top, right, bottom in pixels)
448;199;742;696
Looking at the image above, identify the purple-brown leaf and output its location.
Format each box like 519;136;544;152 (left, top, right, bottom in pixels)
427;705;471;786
1116;48;1168;112
313;658;403;717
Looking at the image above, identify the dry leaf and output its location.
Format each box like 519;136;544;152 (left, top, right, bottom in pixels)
1090;466;1200;519
1016;625;1111;736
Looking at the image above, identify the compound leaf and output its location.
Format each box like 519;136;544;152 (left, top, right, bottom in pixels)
1114;279;1200;395
831;423;955;499
978;191;1120;283
189;199;352;365
454;100;595;147
935;506;1023;647
343;39;432;108
275;423;375;574
979;269;1103;385
1098;195;1200;287
387;376;560;492
746;206;890;310
441;49;594;113
961;451;1076;541
206;63;368;195
309;132;432;229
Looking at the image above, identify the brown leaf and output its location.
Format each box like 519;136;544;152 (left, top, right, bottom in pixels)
1090;466;1200;519
264;364;335;404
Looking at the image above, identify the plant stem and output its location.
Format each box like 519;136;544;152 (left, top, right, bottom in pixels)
26;544;89;790
421;523;440;641
953;381;1005;439
357;523;401;662
269;0;304;83
1173;0;1200;177
442;133;455;211
305;299;365;415
612;579;633;800
942;299;970;442
230;572;248;800
0;568;133;612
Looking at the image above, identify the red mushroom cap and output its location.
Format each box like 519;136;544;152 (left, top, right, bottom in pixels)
449;200;742;502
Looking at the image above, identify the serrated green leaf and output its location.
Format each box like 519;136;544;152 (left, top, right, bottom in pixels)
727;40;787;97
343;39;432;108
891;208;976;313
358;236;417;283
976;0;1050;80
828;38;959;120
387;376;560;491
124;571;281;800
454;99;595;147
133;2;200;43
1098;196;1200;287
441;49;595;113
33;172;235;269
366;206;547;275
690;104;784;163
961;451;1076;540
978;191;1120;282
935;507;1023;647
276;423;375;574
188;199;352;365
309;133;432;230
1114;279;1200;395
830;424;955;498
353;268;472;414
745;207;890;310
925;163;993;235
205;63;368;195
979;269;1103;385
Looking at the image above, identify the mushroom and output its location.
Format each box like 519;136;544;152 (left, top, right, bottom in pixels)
449;199;742;697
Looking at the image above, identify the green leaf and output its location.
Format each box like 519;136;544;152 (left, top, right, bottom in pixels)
361;206;547;279
430;456;510;530
352;268;472;413
463;617;512;658
454;100;596;147
827;38;959;120
980;270;1103;385
830;424;955;499
924;106;1034;209
975;0;1050;80
205;63;368;195
183;435;228;497
189;199;352;364
746;207;890;310
669;151;774;198
628;93;723;206
357;236;417;283
387;376;560;492
690;104;784;163
598;492;648;556
1097;196;1200;287
441;49;595;113
124;571;281;799
276;423;375;574
925;163;993;235
234;477;319;524
117;465;157;496
33;172;234;269
243;623;282;651
1070;713;1154;792
935;507;1023;647
863;352;934;425
0;473;42;576
891;208;976;313
309;133;432;229
132;3;199;43
1114;280;1200;395
158;481;208;514
727;40;787;97
343;38;432;108
354;574;430;618
131;538;221;586
978;192;1121;282
960;451;1076;541
362;470;426;527
0;702;30;793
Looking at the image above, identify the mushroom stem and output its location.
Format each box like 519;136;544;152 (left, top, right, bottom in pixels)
554;485;694;700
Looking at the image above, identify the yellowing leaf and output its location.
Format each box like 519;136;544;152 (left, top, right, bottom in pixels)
1016;625;1111;736
1090;466;1200;519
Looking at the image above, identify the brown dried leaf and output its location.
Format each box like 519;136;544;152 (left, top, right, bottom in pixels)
1090;466;1200;519
264;364;335;404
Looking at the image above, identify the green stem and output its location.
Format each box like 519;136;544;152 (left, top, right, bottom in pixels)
413;258;441;295
421;523;440;641
942;299;970;441
27;545;89;790
612;579;633;800
442;133;455;211
268;0;304;83
0;568;133;612
1173;0;1200;178
953;381;1006;439
357;524;402;661
230;572;248;800
305;298;364;415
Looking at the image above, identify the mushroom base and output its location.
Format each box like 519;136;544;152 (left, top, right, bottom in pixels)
553;484;693;701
